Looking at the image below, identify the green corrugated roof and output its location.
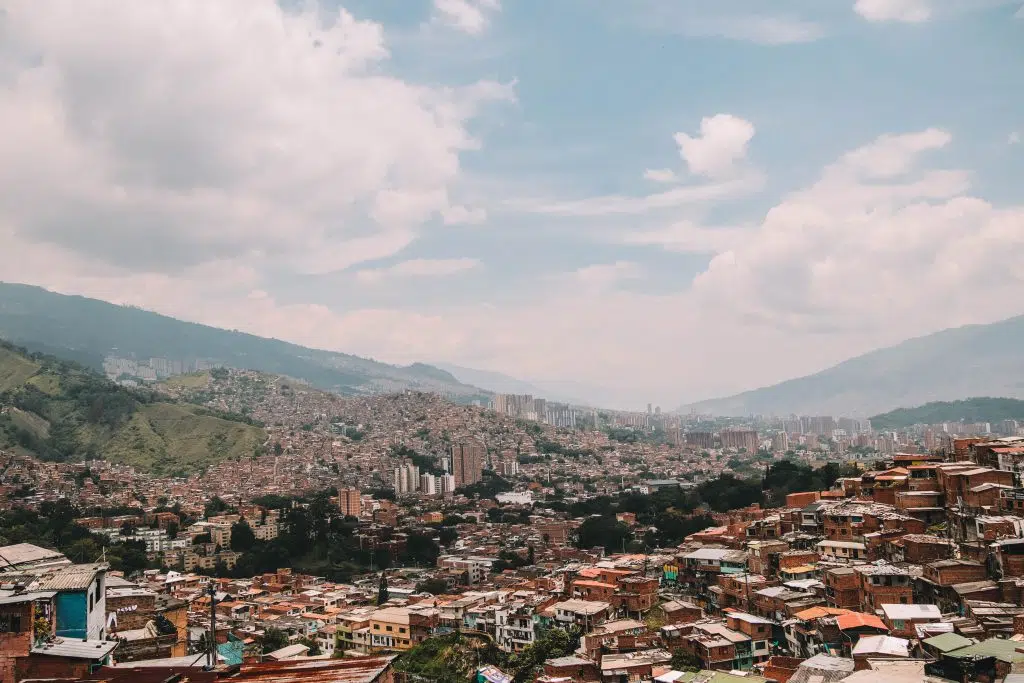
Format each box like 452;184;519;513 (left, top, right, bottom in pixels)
923;632;975;653
949;638;1024;663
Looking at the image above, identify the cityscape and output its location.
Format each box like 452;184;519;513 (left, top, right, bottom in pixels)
2;1;1024;682
3;359;1024;681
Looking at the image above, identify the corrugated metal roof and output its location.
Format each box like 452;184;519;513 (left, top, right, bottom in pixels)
35;563;105;591
922;632;975;652
851;635;910;657
266;643;309;660
227;656;395;681
31;637;119;660
0;590;56;605
0;543;68;570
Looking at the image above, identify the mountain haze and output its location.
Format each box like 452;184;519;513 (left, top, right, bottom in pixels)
686;315;1024;417
433;363;595;406
0;283;488;401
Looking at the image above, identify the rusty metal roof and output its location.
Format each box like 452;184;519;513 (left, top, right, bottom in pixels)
225;656;396;682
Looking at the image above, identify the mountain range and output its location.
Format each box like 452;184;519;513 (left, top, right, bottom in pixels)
0;283;489;401
685;315;1024;417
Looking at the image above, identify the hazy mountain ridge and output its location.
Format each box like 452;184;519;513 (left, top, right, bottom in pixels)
0;283;489;401
432;362;589;405
685;315;1024;417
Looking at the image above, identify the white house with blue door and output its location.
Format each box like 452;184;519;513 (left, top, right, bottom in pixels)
34;562;108;642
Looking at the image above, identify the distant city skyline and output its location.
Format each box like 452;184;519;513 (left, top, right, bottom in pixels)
2;1;1022;409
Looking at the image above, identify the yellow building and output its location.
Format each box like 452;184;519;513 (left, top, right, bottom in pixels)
369;606;412;651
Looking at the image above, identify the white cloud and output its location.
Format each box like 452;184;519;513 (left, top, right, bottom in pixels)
621;2;827;45
618;222;749;254
514;175;761;217
854;0;932;22
236;128;1022;407
837;128;951;178
572;261;644;290
684;15;826;44
0;1;511;275
644;168;678;183
675;115;757;178
1010;132;1021;145
432;0;501;35
689;129;1022;337
442;205;488;225
515;115;761;217
354;258;481;283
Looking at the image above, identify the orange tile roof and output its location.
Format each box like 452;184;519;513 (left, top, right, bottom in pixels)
793;606;851;621
836;612;888;631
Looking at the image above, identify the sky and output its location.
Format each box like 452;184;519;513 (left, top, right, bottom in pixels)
1;0;1023;410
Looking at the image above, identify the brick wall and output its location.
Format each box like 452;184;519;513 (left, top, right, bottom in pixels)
926;562;986;586
904;538;953;564
0;602;33;683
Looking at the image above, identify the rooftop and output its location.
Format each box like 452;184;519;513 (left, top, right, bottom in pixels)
32;638;119;660
852;635;910;657
880;604;941;620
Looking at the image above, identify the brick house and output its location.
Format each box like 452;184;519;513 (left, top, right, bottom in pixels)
823;567;861;610
901;534;955;564
854;564;913;613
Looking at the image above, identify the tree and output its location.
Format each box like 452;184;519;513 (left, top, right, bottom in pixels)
108;540;149;576
262;627;289;654
438;527;458;546
65;538;101;564
670;650;702;672
508;627;579;683
403;532;440;566
204;496;232;518
576;515;632;553
527;545;535;565
297;636;321;656
415;578;450;595
230;520;257;552
377;572;389;605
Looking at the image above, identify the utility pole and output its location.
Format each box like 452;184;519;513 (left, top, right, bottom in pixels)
206;583;217;670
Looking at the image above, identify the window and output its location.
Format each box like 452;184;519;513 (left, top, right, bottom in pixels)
399;627;406;633
386;625;393;632
0;614;23;633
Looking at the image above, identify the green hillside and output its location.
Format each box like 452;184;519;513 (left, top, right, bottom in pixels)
870;397;1024;431
0;341;264;475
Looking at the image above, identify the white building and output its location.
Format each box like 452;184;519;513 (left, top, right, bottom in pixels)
495;491;533;505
